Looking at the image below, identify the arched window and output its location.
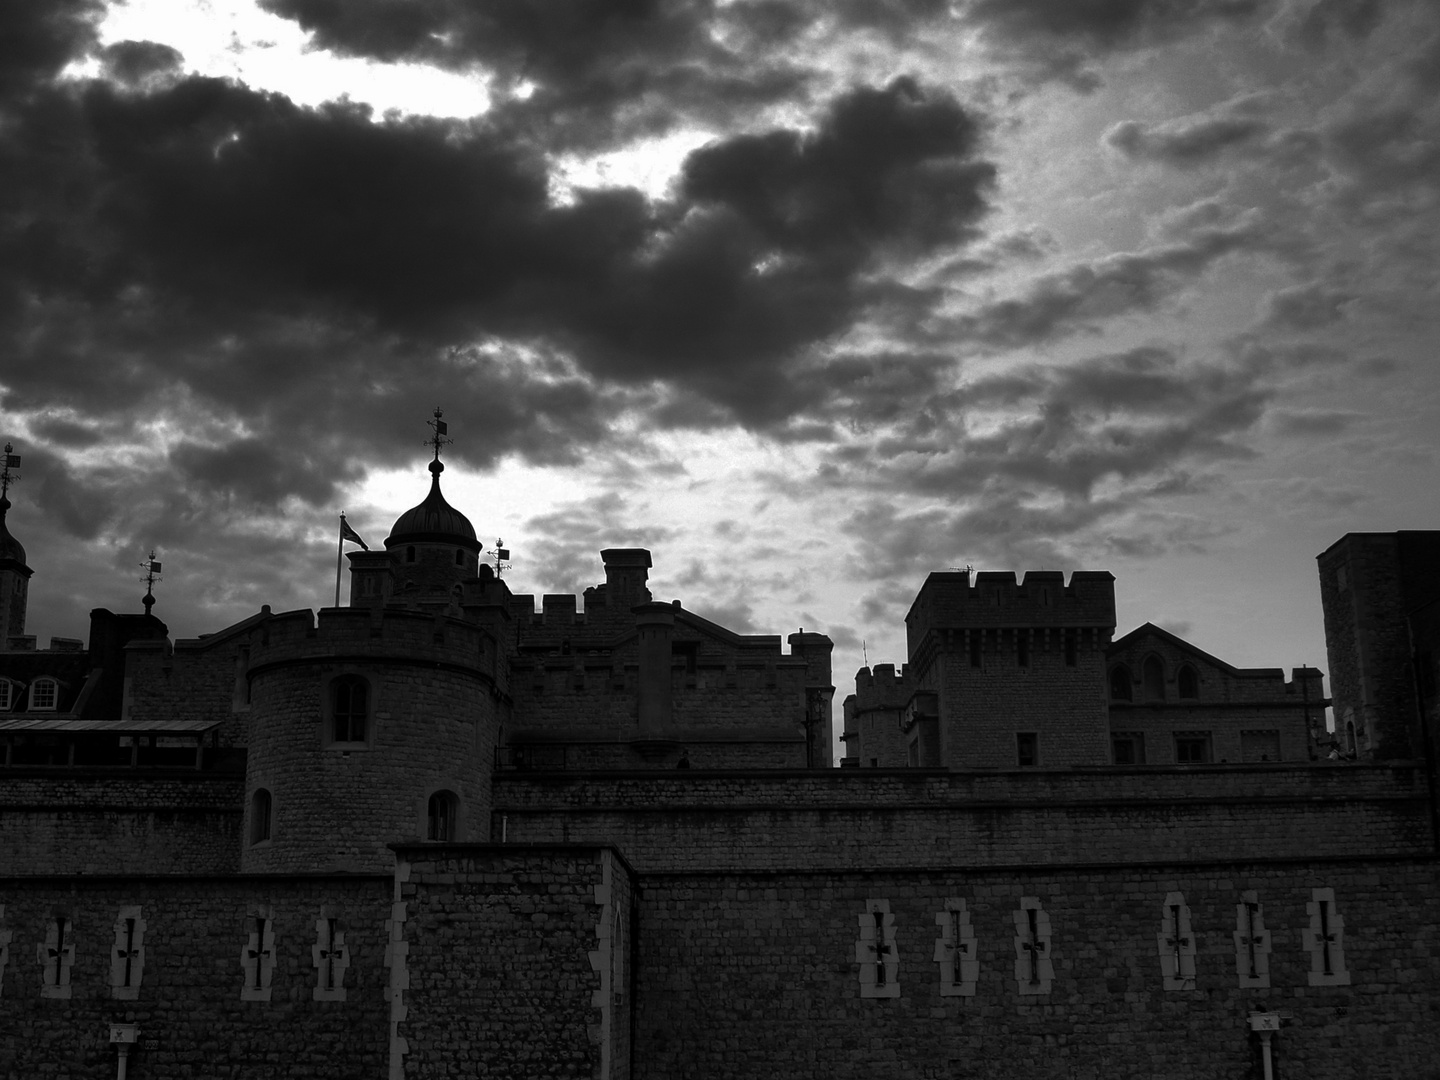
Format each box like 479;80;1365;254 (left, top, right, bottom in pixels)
1142;656;1165;701
0;678;13;711
331;676;368;743
30;677;58;711
1109;665;1132;701
1177;665;1199;699
427;791;458;841
250;788;272;845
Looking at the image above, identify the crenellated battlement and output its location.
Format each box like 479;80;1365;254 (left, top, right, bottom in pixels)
906;569;1116;656
247;605;496;675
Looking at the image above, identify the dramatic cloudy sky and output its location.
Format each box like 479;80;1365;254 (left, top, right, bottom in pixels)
4;0;1438;736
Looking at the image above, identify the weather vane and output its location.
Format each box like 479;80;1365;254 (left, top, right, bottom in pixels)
140;549;163;615
0;442;20;501
487;538;512;577
426;406;451;463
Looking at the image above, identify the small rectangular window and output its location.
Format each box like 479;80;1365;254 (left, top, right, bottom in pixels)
1016;732;1038;767
1175;734;1211;764
1112;733;1144;765
0;680;11;710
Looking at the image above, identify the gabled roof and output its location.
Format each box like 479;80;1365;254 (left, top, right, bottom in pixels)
1106;622;1294;680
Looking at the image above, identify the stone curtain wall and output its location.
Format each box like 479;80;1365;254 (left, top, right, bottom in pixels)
0;874;390;1078
493;766;1432;874
635;857;1440;1080
393;844;633;1080
0;772;243;874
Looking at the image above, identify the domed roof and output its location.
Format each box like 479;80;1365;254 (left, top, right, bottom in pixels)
0;495;27;567
385;461;479;550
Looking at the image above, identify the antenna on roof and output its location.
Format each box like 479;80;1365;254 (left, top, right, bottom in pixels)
488;538;511;578
862;639;868;666
948;564;976;585
0;442;19;501
140;549;163;616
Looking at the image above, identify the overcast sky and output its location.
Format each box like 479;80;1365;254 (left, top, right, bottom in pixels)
3;0;1437;729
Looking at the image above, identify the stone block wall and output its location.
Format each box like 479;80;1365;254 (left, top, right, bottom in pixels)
0;772;243;874
0;874;390;1078
492;766;1432;874
393;844;633;1079
633;856;1440;1080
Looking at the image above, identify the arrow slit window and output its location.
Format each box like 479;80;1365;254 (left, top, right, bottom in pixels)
856;899;899;998
934;899;977;996
1233;890;1271;988
1303;887;1350;986
1156;892;1196;990
1013;897;1054;995
38;915;75;998
110;906;146;1000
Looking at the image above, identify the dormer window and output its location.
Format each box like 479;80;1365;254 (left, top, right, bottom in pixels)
30;677;58;711
0;678;12;711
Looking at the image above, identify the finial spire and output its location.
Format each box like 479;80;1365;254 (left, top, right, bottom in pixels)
425;407;451;476
0;442;20;505
140;550;162;615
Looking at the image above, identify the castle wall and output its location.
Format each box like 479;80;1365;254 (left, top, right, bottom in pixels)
242;608;499;873
633;856;1440;1079
0;874;391;1078
845;664;912;768
122;629;256;748
393;844;633;1080
492;766;1431;874
0;771;242;874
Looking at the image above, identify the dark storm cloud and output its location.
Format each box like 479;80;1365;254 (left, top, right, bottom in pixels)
0;9;995;541
260;0;816;150
0;0;102;101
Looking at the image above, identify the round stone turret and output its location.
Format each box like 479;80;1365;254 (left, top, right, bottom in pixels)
240;605;501;872
0;494;33;640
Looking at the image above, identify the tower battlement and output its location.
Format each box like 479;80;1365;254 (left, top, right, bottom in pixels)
906;570;1116;655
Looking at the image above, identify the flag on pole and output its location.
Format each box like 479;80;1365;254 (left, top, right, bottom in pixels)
340;516;368;551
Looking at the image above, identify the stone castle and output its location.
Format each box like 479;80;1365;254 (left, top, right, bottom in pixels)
0;436;1438;1078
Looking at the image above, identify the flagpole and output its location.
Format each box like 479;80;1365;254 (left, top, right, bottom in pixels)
335;514;345;608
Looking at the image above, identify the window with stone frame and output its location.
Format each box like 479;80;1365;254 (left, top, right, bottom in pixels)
1175;732;1212;764
1109;665;1132;701
249;788;272;846
312;909;350;1001
1112;732;1145;765
427;790;459;841
855;899;899;998
330;674;369;744
1302;887;1350;987
37;915;75;999
934;899;978;997
1012;897;1054;995
240;907;276;1002
1155;892;1197;991
109;906;146;1000
1233;890;1271;989
29;678;57;711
